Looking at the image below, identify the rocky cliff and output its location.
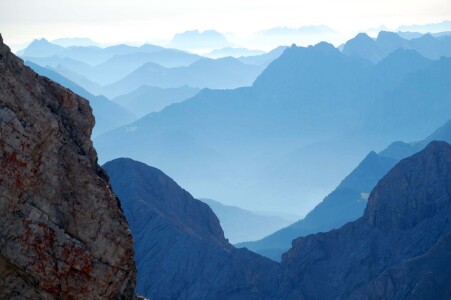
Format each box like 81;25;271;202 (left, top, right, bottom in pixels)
0;34;136;298
279;141;451;299
103;158;280;299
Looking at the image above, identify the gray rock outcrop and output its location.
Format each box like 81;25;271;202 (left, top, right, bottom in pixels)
0;34;136;299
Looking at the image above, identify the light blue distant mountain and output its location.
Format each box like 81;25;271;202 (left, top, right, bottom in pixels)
342;31;451;63
237;46;288;67
397;20;451;33
19;38;199;68
237;117;451;261
112;85;201;117
102;57;264;98
21;40;202;86
94;42;451;214
168;30;232;50
200;198;293;244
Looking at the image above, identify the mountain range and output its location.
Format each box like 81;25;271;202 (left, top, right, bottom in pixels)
342;31;451;63
238;117;451;260
94;39;451;215
2;29;451;299
104;141;451;299
102;56;264;98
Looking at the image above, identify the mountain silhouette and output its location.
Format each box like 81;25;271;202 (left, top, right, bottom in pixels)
343;31;451;63
168;29;231;51
103;141;451;298
103;158;279;299
94;42;451;214
112;85;201;117
102;57;264;98
278;141;451;299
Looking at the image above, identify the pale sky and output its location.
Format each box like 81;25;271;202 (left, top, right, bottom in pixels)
1;0;450;49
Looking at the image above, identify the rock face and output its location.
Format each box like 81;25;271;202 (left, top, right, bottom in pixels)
279;141;451;299
103;158;279;299
0;34;136;298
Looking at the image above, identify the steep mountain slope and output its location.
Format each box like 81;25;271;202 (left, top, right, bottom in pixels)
279;141;451;299
0;34;136;299
200;199;293;244
238;151;398;260
24;61;136;136
238;46;287;67
103;57;264;98
240;116;451;260
112;85;201;117
102;141;451;299
103;158;279;299
94;42;450;214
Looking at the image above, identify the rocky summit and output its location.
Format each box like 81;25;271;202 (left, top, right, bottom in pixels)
0;34;136;299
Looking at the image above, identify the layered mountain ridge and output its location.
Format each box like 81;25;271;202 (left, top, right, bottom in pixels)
104;141;451;299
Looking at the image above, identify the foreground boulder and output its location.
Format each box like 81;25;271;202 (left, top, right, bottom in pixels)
0;34;136;298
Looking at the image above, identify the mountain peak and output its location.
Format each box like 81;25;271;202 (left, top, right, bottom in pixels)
364;141;451;230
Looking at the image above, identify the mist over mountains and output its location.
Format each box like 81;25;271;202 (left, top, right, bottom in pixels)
15;29;451;216
91;33;451;215
2;16;451;299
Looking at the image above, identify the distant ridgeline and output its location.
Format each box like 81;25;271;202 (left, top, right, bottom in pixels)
93;32;451;215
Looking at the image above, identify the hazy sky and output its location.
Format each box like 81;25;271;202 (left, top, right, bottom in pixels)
1;0;450;47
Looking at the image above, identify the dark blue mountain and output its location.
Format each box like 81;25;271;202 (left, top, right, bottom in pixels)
279;141;451;299
103;142;451;298
103;158;279;299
